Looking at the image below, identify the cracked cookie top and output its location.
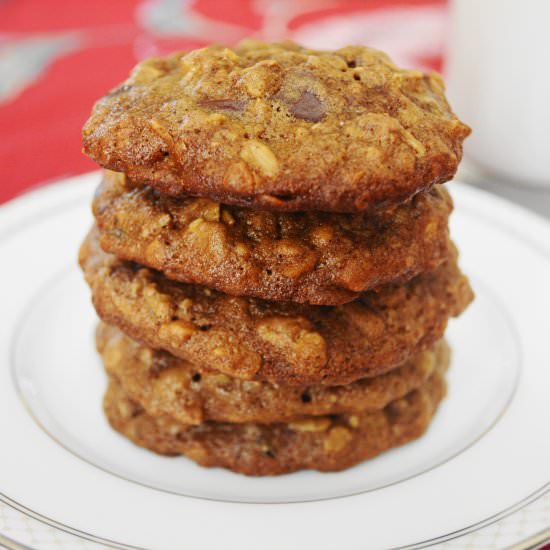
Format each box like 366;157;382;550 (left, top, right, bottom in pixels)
83;40;470;213
93;170;452;305
80;227;473;386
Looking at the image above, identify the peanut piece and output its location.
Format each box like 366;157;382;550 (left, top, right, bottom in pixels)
289;418;331;432
324;426;353;453
240;140;279;178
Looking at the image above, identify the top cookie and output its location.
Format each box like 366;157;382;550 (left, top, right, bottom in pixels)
82;40;470;212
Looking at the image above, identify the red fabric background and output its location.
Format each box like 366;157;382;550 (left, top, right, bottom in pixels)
0;0;446;203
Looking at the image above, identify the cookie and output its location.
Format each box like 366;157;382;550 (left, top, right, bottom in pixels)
98;322;450;425
104;364;446;475
82;41;470;213
80;227;472;385
94;170;452;305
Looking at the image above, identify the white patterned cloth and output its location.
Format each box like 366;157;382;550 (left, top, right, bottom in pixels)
1;492;549;549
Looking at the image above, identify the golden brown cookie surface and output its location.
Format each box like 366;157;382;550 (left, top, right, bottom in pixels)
80;227;473;385
98;322;450;424
94;171;452;305
83;41;470;213
104;366;446;476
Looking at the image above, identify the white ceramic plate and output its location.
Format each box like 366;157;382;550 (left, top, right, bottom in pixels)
0;172;549;550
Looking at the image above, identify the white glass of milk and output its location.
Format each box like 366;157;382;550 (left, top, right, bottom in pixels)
445;0;550;187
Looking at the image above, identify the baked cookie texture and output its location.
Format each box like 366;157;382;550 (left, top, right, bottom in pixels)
98;322;450;425
80;39;473;475
82;41;470;213
80;227;473;386
94;170;452;305
104;363;447;475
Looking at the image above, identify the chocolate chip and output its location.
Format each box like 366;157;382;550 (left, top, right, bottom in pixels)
272;194;293;202
200;99;245;112
192;372;201;382
300;392;312;403
288;91;325;122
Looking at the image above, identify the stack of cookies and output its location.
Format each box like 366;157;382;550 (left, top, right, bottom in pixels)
80;41;473;475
